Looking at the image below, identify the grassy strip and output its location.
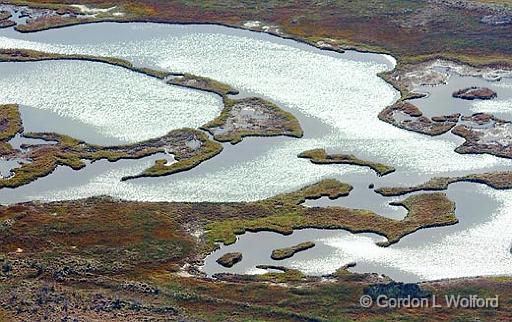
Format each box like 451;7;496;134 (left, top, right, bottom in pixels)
3;1;512;68
0;48;170;79
0;49;304;181
298;148;395;176
399;53;512;70
376;171;512;196
378;101;457;136
168;73;238;97
255;265;306;282
0;49;237;94
0;132;155;189
14;15;92;32
270;241;315;260
8;1;511;110
267;178;353;206
1;49;302;145
121;129;223;180
0;105;223;188
0;104;23;141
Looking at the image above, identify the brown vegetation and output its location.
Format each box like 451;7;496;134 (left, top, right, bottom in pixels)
378;101;457;136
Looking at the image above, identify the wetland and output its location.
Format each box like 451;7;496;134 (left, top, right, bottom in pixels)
0;3;512;320
0;20;511;282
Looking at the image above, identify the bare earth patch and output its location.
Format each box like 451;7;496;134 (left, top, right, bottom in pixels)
452;113;512;158
202;97;303;144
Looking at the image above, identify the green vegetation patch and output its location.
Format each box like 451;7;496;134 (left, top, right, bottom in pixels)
168;73;238;96
0;180;500;321
0;105;223;188
0;48;170;79
123;129;223;180
256;265;306;282
271;241;315;260
298;148;395;176
0;48;235;93
206;179;457;247
0;104;23;141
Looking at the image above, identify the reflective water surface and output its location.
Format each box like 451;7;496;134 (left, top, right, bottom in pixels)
0;23;511;281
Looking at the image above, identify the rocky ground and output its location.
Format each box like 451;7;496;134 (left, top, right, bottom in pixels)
216;252;243;268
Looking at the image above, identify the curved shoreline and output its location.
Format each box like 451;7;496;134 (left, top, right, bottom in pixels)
2;14;510;319
298;148;395;176
0;49;307;183
11;17;391;56
206;181;457;248
376;171;512;197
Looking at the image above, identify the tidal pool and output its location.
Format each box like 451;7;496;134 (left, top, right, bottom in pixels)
0;23;511;282
411;72;512;119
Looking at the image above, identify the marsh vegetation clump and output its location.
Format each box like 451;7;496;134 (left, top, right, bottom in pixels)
271;241;315;260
